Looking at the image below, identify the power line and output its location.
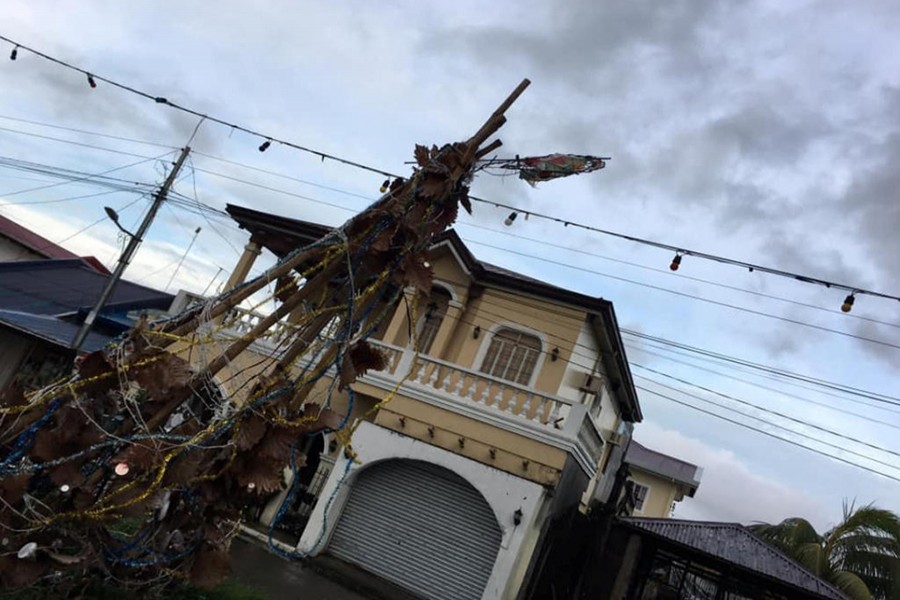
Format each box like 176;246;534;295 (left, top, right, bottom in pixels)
0;113;178;149
632;364;900;459
2;34;897;306
0;124;161;160
159;185;900;414
623;329;900;405
624;341;900;423
0;152;171;198
441;303;900;479
636;373;900;473
192;148;900;330
157;165;900;351
637;385;900;484
0;192;151;257
467;296;900;414
466;239;900;351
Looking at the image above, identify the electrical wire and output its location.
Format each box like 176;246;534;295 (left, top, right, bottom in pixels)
624;342;900;423
0;113;178;149
158;169;900;351
637;385;900;483
0;124;162;160
192;150;900;329
632;364;900;459
623;329;900;405
2;34;897;304
0;152;172;198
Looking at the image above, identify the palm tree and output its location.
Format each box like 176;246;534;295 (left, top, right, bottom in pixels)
750;502;900;600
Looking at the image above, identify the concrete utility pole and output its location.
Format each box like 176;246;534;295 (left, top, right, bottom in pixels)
72;146;191;352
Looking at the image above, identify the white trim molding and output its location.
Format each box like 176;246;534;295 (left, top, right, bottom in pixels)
298;421;547;600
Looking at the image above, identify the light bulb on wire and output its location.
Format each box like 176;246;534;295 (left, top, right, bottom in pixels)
258;139;271;152
87;73;97;88
841;294;855;313
380;179;390;193
669;253;683;271
9;46;17;61
504;212;518;226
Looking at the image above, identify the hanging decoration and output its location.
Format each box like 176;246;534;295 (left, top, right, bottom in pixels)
481;153;608;186
0;78;537;594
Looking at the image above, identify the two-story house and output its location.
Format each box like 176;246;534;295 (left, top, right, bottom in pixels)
207;203;642;599
625;441;701;518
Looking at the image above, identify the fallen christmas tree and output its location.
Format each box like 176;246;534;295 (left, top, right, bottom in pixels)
0;78;609;593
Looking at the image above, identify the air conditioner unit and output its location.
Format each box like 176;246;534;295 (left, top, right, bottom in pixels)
578;373;603;394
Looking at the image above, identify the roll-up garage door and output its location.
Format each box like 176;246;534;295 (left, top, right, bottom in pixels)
329;459;502;600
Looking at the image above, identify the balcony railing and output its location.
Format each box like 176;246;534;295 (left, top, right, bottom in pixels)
365;341;596;442
220;306;295;352
217;312;603;470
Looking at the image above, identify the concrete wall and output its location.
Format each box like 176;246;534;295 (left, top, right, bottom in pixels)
298;421;548;600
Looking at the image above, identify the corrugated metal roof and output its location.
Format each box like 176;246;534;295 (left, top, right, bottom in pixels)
624;517;847;599
0;310;111;352
0;259;172;315
626;441;701;491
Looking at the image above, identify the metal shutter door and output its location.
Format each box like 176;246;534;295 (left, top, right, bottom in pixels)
329;459;502;600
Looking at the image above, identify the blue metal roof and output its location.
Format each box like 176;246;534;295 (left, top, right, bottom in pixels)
0;259;173;350
0;259;173;316
0;310;112;352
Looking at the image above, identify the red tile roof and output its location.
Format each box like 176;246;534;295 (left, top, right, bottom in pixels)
0;213;110;274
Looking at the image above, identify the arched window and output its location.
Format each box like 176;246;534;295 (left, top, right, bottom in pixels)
479;327;542;385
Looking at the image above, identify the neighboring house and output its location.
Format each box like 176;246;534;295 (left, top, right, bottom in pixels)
577;517;848;599
0;213;110;273
625;441;701;518
214;204;644;600
0;259;173;394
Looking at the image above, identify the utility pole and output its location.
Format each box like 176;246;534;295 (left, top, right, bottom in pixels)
72;146;191;351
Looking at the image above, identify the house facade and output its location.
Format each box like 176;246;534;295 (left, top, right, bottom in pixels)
208;204;643;599
625;441;701;519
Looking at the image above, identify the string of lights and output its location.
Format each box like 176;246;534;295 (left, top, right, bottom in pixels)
3;33;898;310
181;148;900;329
156;159;900;350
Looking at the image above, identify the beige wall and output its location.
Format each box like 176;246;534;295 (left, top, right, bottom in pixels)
0;236;42;262
370;391;566;486
629;470;680;519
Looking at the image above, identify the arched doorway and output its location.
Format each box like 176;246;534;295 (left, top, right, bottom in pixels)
329;459;502;600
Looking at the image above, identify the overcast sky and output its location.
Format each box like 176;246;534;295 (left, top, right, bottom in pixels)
2;1;898;531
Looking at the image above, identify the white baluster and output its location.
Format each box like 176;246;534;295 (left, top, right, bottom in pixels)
520;393;534;418
477;380;491;405
489;384;505;408
441;368;456;392
455;371;469;398
427;363;441;387
507;389;520;413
